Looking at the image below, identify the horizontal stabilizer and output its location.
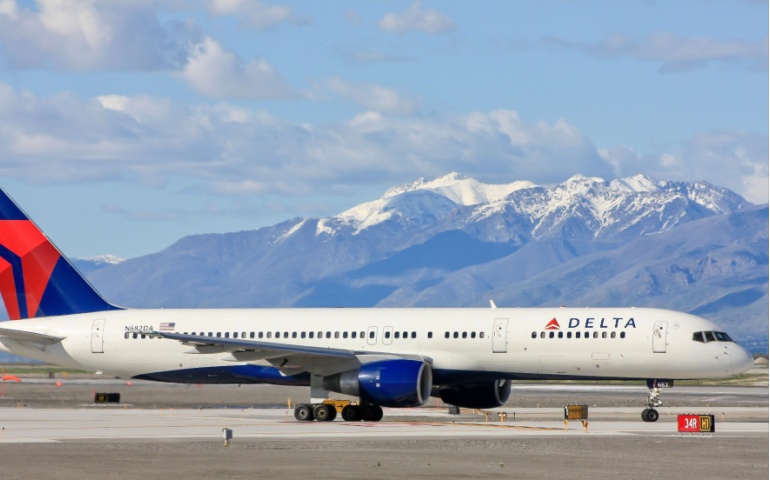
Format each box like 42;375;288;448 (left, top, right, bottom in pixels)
0;327;65;345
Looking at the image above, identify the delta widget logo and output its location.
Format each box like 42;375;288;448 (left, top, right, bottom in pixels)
544;318;560;330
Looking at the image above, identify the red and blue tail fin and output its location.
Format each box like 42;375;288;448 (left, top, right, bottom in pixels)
0;187;121;319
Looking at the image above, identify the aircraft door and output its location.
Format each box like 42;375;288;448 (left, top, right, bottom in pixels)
383;326;393;345
492;318;508;353
91;319;106;353
652;321;667;353
366;326;378;346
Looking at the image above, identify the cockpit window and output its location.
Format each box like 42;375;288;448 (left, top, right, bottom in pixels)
692;332;704;343
692;331;733;343
714;331;732;342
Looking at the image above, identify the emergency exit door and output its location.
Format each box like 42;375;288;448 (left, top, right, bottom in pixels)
492;318;508;353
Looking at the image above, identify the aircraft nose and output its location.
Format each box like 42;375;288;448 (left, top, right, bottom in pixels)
731;345;755;376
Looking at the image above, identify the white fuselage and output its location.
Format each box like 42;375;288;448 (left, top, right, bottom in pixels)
0;307;753;383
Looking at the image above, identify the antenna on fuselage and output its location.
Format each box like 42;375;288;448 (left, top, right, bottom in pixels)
489;300;497;309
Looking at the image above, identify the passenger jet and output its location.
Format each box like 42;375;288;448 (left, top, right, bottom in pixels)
0;187;754;423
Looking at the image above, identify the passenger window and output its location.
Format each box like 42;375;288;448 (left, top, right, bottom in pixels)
250;332;255;339
334;332;339;339
385;331;391;339
540;332;545;338
480;332;485;339
428;332;433;339
602;332;607;339
549;332;555;338
301;332;306;339
394;332;400;339
369;331;375;339
343;332;348;339
620;332;626;339
326;332;331;339
471;332;476;339
611;332;616;339
445;332;450;339
531;332;536;339
453;332;459;339
267;332;272;339
566;332;572;339
558;332;563;338
350;331;356;339
593;332;598;338
462;332;467;339
309;332;314;339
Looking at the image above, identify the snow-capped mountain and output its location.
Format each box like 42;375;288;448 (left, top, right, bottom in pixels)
311;172;749;242
87;173;767;351
73;255;125;274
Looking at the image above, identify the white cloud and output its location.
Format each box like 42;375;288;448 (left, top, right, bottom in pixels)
0;83;764;204
323;77;423;116
378;1;456;35
180;37;295;99
548;32;768;72
206;0;302;30
0;0;197;70
599;130;769;203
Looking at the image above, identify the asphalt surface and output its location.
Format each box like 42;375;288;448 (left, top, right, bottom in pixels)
0;373;767;480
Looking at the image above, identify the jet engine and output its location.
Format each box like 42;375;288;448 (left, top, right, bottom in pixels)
323;359;432;408
436;379;511;409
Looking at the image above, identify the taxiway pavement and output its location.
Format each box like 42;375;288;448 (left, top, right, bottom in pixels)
0;381;766;479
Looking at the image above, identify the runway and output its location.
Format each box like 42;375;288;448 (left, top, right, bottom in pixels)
0;383;767;480
0;405;767;443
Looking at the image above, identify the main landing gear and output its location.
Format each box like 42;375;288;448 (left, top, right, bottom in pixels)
293;403;384;422
641;379;671;422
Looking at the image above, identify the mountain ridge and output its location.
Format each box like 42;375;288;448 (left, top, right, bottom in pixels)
79;173;767;351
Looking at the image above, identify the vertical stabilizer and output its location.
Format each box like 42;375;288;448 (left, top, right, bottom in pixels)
0;188;121;319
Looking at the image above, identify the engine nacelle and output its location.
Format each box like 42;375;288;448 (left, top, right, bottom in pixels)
323;359;432;408
437;379;511;409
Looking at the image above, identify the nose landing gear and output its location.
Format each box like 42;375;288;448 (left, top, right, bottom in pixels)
641;379;671;422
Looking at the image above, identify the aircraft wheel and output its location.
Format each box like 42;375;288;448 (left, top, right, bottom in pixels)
644;408;659;422
362;404;384;422
313;403;337;422
341;404;362;422
294;404;314;421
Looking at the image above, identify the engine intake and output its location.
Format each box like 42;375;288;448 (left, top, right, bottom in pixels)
437;379;511;409
323;359;432;408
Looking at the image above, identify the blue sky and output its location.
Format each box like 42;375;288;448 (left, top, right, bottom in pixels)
0;0;767;259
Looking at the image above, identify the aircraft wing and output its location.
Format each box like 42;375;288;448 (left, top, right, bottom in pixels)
151;331;428;377
0;327;65;345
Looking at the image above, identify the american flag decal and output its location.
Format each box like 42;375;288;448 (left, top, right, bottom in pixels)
159;322;176;332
